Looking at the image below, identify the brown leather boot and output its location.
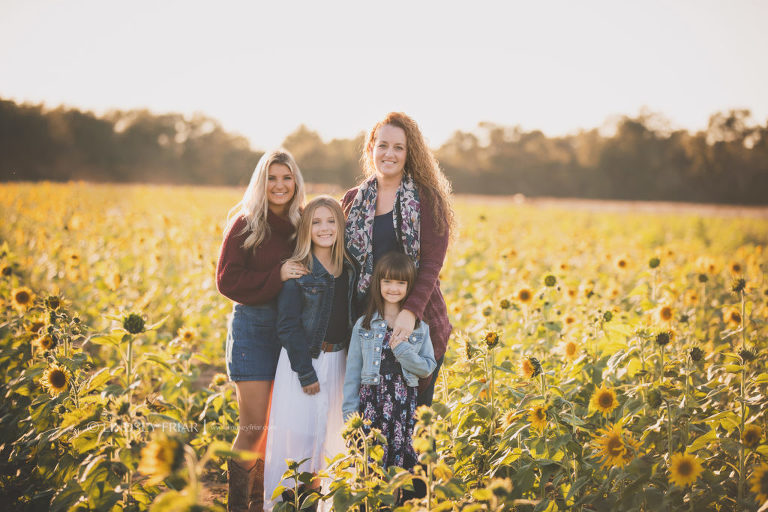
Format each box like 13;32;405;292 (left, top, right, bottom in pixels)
227;459;253;512
248;457;265;512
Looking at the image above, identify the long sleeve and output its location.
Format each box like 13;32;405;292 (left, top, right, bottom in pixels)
276;279;318;386
392;325;437;378
342;318;365;421
216;215;293;305
403;193;449;320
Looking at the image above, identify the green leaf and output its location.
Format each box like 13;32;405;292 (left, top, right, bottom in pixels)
81;368;112;395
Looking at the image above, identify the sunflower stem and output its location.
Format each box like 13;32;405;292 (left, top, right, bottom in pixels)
737;365;746;508
126;335;133;404
740;289;746;351
666;399;673;456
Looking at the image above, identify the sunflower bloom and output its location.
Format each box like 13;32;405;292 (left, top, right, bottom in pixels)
561;340;579;360
177;326;196;343
668;452;703;488
750;464;768;504
11;287;35;312
517;288;533;304
138;436;185;485
728;261;743;275
528;405;547;433
591;385;619;416
42;363;71;396
723;307;742;329
656;305;674;324
614;256;629;271
742;424;762;449
211;373;228;387
683;289;699;307
594;425;632;468
34;334;56;351
520;356;542;379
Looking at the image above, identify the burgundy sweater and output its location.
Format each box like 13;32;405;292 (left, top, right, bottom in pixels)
341;187;453;361
216;211;296;305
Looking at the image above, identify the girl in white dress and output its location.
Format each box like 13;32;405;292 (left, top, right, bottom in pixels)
263;196;356;511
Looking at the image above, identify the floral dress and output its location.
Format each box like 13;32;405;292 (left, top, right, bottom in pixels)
359;327;418;469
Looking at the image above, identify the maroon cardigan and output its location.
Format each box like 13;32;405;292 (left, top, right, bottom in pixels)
341;187;452;361
216;211;295;305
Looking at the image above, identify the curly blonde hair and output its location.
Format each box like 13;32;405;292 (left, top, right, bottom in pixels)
361;112;455;237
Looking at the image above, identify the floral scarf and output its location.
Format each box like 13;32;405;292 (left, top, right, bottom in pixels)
345;175;420;300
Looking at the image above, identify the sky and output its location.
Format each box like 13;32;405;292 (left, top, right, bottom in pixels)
1;0;767;151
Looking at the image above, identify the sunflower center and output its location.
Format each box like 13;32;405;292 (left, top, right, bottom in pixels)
535;409;545;420
677;460;692;476
607;436;624;457
599;393;614;408
16;291;30;303
50;370;66;388
566;343;577;355
520;291;531;301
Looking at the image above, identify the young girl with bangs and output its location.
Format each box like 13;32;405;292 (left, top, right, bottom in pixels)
342;251;437;470
263;196;356;511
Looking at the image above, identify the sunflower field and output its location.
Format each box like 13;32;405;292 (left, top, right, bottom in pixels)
1;182;768;512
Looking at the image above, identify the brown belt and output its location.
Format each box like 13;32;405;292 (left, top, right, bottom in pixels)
320;341;345;353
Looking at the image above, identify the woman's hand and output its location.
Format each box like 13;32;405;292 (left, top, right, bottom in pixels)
281;261;309;281
392;309;416;346
302;382;320;395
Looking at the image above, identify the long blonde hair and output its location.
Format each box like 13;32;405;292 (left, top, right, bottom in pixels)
226;149;305;250
362;112;455;238
289;196;347;272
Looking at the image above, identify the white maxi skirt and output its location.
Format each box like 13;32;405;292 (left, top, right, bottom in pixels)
263;347;347;511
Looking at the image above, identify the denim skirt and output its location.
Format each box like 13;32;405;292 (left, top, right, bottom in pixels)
225;302;281;381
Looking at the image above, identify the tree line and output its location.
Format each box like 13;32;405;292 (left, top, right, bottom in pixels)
1;98;766;203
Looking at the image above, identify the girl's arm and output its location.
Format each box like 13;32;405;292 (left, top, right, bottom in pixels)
276;279;318;386
216;217;284;304
342;319;365;421
392;326;437;378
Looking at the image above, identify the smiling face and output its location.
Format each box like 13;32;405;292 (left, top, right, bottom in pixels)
371;124;407;180
380;277;408;305
266;163;295;213
310;205;337;249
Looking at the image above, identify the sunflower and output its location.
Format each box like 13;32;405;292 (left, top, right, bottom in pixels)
177;326;196;343
517;288;533;304
560;340;579;360
501;409;520;429
483;330;500;349
34;334;56;351
1;264;12;277
499;299;511;310
11;286;35;312
614;256;629;271
591;385;619;416
742;424;762;449
723;307;742;329
27;319;47;334
728;261;743;275
750;463;768;504
564;315;576;326
696;256;719;275
567;288;577;299
684;289;699;307
656;305;674;324
668;452;703;488
594;425;630;468
138;436;185;485
211;373;228;387
41;363;71;396
520;356;542;379
528;405;547;433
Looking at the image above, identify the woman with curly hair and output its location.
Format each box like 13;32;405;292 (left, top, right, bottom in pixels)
342;112;454;407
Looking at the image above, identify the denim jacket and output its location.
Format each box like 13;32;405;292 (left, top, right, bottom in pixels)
342;312;437;421
276;254;357;387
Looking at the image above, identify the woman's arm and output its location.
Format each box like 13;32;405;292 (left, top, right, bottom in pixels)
216;217;284;304
342;319;364;421
276;279;318;387
402;192;450;320
392;326;437;378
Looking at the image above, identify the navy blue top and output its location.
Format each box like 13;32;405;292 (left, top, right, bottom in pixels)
373;209;400;266
324;268;349;345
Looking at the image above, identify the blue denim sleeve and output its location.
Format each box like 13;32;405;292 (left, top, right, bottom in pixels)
342;317;365;421
277;278;317;387
392;324;437;378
